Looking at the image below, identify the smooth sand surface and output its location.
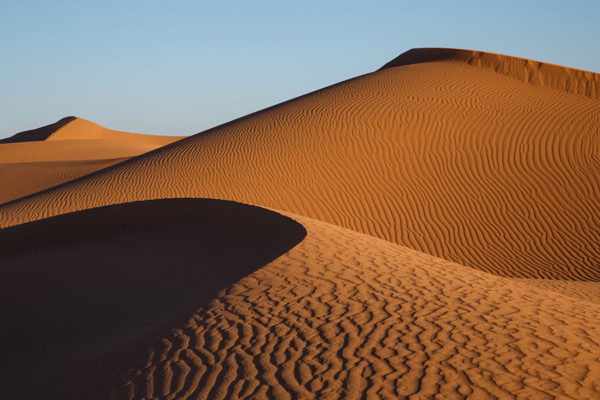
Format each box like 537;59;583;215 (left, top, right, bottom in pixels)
1;48;599;399
1;48;598;279
0;117;183;203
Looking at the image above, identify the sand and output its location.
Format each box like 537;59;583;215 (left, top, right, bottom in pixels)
0;117;183;203
1;48;599;399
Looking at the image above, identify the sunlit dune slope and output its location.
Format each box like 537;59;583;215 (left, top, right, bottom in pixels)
0;117;183;203
1;48;599;279
0;159;126;204
20;209;599;400
0;199;306;399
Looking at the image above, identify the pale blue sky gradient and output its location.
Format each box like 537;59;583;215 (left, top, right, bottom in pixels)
1;1;599;138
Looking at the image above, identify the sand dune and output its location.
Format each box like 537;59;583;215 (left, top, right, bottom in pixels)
1;48;598;279
7;209;597;399
0;199;305;399
2;48;600;399
0;117;182;203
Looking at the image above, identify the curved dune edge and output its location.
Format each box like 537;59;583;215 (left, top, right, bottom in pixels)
37;211;600;400
0;199;306;399
0;52;598;280
381;47;600;99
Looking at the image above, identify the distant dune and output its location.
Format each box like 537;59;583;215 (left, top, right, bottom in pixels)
0;117;182;203
1;48;599;399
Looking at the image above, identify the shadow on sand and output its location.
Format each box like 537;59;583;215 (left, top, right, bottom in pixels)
0;198;306;398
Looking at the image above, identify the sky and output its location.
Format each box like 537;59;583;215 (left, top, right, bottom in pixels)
1;0;599;138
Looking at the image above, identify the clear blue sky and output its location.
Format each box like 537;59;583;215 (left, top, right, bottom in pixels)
1;1;599;138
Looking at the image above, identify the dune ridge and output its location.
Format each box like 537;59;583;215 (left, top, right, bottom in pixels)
381;47;600;99
1;50;598;279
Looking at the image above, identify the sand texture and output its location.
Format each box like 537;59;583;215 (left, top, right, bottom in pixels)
1;48;599;399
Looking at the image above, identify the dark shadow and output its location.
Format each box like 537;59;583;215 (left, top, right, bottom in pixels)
0;198;306;399
0;116;76;144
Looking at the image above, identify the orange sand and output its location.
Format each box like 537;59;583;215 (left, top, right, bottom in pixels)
1;48;599;399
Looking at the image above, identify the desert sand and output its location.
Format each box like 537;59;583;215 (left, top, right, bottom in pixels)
1;48;599;399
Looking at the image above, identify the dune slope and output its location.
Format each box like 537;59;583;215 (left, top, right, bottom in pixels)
24;212;600;399
0;117;183;203
0;199;306;399
1;49;598;279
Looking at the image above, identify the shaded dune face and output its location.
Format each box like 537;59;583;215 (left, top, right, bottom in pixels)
1;49;598;279
0;198;306;399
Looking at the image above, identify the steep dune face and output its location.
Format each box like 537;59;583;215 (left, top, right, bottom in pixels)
0;199;306;399
1;49;598;279
0;117;183;203
37;213;600;399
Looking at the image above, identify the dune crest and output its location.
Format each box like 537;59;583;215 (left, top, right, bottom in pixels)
381;47;600;99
